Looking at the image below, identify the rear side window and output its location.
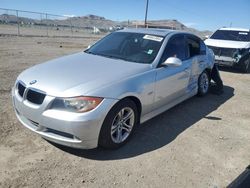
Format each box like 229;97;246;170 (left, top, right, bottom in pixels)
186;36;202;57
162;35;187;62
200;41;206;55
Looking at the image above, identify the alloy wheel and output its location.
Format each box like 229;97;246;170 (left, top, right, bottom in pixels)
110;107;135;144
200;72;209;94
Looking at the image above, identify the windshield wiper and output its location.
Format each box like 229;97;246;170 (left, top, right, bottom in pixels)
97;53;121;60
123;57;144;64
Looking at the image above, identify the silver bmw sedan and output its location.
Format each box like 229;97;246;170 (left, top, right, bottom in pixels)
12;28;214;149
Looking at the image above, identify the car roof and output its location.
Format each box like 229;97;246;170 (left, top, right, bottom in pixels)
219;27;250;32
116;28;188;37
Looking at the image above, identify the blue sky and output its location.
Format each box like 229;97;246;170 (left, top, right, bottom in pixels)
0;0;249;31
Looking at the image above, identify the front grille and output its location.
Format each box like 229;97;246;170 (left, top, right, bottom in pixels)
26;89;46;105
17;82;25;97
16;81;46;105
208;46;237;58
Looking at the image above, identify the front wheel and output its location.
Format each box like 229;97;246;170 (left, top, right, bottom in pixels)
98;99;138;149
197;71;210;96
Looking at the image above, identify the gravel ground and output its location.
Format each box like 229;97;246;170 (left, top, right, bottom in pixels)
0;35;250;188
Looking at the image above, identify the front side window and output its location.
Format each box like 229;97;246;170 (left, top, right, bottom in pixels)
85;32;164;64
161;35;187;62
210;30;250;42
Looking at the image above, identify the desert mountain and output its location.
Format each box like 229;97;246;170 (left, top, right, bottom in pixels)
0;14;212;37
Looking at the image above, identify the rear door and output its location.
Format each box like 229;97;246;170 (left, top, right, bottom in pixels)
185;35;208;92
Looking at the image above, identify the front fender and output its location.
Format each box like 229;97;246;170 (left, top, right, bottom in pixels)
86;70;157;116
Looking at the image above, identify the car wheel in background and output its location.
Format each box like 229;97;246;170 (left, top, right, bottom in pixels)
98;99;138;149
241;58;250;73
197;71;210;96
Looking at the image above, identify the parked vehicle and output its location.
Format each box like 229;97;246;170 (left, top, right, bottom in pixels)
205;27;250;73
12;29;214;149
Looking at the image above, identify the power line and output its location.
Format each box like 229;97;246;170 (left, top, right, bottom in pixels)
0;7;65;18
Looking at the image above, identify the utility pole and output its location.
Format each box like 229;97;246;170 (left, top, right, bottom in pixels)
16;10;20;36
144;0;149;28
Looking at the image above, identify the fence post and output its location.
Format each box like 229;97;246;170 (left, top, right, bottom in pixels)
69;18;73;37
16;10;20;36
46;13;48;37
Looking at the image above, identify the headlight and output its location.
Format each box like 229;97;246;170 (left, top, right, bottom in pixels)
51;96;103;113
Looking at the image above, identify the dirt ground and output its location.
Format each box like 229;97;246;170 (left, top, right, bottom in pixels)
0;24;95;38
0;35;250;188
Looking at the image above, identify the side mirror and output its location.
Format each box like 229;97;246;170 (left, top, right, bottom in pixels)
162;57;182;67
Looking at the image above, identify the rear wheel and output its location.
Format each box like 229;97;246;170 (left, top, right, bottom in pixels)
98;99;138;149
197;71;210;96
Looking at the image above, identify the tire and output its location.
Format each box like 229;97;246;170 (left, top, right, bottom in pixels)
197;70;210;96
98;99;138;149
241;58;250;73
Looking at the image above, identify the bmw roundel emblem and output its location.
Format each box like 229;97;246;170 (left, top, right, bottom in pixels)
29;80;37;85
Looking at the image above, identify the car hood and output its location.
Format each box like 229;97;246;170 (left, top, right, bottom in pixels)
205;39;250;49
18;52;151;97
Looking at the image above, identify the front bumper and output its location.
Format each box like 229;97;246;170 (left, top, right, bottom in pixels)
12;86;118;149
215;55;249;69
214;56;236;67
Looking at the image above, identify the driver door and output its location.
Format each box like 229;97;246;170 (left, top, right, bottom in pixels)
153;34;192;110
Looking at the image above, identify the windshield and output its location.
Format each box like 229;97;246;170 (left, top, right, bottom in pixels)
210;30;250;42
85;32;164;64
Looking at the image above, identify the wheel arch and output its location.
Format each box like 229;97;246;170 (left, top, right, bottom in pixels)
204;67;212;80
118;96;142;124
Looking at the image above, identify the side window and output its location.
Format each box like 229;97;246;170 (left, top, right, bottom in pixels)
187;37;200;58
162;35;187;62
200;40;206;55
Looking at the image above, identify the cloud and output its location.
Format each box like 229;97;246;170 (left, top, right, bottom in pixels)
55;15;77;20
184;22;198;27
63;14;76;18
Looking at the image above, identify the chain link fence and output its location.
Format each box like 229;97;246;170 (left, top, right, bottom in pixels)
0;8;119;37
0;8;191;39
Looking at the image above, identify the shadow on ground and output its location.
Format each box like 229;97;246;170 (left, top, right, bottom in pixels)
50;85;234;160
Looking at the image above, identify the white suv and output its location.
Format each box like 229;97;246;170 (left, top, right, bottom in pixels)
205;28;250;73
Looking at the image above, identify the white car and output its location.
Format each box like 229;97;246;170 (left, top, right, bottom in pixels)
205;28;250;72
